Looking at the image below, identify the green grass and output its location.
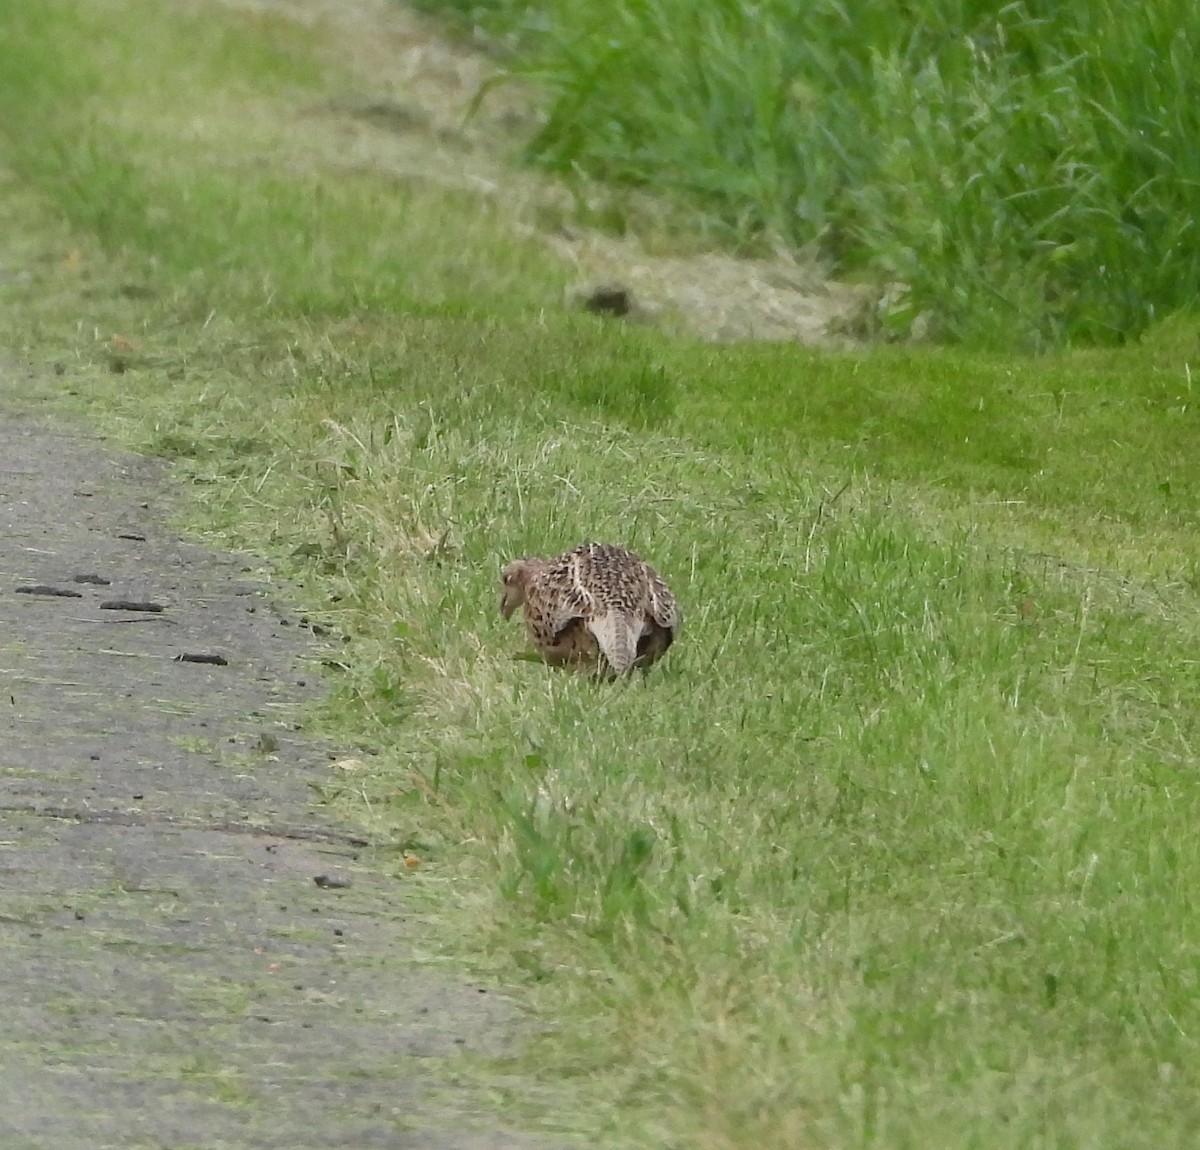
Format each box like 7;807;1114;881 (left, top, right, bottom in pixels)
3;1;1200;1146
446;0;1200;349
0;2;562;319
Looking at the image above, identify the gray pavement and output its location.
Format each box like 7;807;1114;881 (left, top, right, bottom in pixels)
0;390;551;1149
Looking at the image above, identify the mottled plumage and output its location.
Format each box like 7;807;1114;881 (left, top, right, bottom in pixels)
500;542;680;675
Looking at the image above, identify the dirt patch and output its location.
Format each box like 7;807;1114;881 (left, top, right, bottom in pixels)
215;0;868;344
0;367;559;1149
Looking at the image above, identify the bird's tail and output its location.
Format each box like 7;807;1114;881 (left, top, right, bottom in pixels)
587;612;641;675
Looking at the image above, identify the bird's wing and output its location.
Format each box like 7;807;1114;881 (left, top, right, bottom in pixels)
646;566;680;632
525;566;593;648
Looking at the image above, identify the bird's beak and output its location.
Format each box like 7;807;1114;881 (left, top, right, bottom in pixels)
500;589;517;619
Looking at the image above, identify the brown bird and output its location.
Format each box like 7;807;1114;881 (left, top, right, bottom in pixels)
500;542;680;675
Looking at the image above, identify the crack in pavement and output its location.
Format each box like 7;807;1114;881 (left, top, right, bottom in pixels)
0;392;557;1150
0;804;372;847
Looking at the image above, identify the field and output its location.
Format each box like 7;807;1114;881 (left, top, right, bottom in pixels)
2;1;1200;1146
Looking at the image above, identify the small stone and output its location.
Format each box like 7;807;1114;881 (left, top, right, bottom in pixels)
581;283;633;317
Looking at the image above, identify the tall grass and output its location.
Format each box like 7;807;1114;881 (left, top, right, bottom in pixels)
457;0;1200;348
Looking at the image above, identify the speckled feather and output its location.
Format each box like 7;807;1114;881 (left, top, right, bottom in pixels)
500;542;680;674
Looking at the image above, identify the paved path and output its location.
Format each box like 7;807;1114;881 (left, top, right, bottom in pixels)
0;382;550;1149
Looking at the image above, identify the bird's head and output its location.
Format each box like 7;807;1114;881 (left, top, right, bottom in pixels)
500;559;532;619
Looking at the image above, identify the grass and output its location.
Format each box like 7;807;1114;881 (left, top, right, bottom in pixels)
445;0;1200;349
3;1;1200;1146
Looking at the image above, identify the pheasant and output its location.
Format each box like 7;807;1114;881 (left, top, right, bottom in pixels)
500;542;680;675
